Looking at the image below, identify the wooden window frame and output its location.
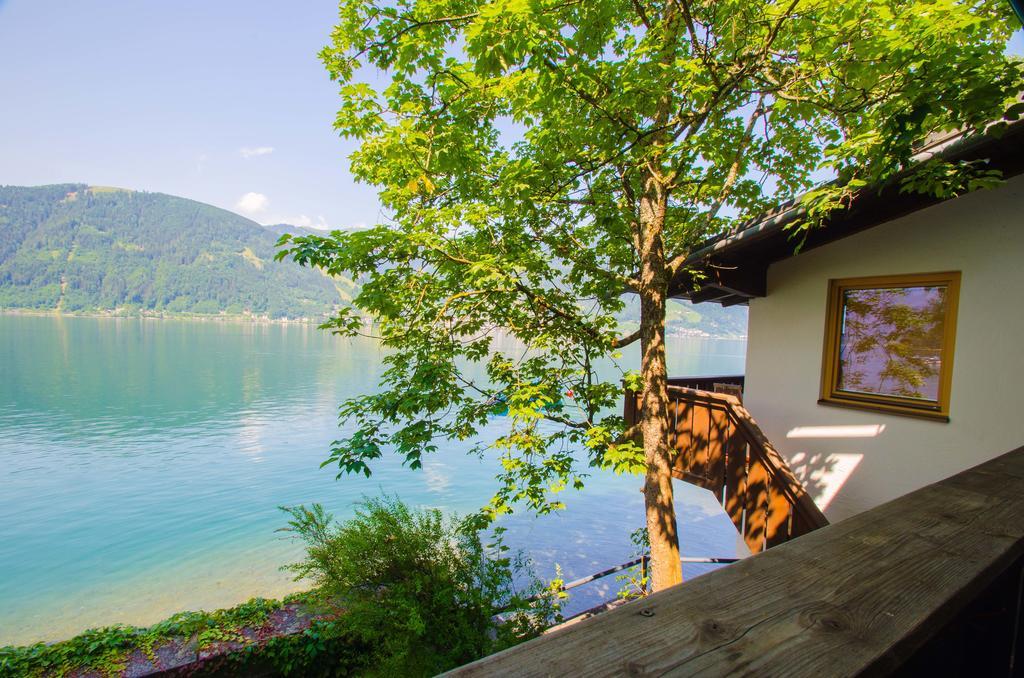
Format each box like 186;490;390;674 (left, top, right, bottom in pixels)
819;271;961;422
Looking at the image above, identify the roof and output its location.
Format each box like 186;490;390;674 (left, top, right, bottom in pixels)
668;118;1024;306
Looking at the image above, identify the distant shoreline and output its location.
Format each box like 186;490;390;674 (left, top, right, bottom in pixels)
0;308;327;325
0;308;747;339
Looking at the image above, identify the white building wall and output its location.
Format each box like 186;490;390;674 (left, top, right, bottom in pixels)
743;173;1024;523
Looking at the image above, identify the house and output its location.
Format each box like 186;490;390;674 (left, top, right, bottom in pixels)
670;118;1024;524
447;120;1024;676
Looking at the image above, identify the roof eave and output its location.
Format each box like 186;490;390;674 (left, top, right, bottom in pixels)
670;118;1024;305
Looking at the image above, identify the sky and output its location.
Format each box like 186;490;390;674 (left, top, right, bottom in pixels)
0;2;1021;231
0;0;381;230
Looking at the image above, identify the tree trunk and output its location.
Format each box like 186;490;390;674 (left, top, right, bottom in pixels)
637;183;683;592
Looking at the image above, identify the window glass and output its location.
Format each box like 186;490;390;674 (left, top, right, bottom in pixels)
820;272;959;420
836;285;947;402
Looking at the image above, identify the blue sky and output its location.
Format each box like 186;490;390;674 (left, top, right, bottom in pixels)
1010;27;1024;55
0;1;1021;231
0;0;381;230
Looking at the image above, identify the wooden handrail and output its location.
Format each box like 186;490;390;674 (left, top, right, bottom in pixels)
625;382;828;553
448;446;1024;677
666;374;745;390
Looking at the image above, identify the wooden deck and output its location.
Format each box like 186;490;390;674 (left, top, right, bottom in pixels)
625;380;828;553
447;446;1024;677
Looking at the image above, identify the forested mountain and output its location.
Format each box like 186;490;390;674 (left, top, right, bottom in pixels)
0;183;744;334
616;297;747;339
0;184;356;319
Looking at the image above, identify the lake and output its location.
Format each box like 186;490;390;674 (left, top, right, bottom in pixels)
0;314;746;646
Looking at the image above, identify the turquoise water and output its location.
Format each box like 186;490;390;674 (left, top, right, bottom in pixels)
0;315;746;645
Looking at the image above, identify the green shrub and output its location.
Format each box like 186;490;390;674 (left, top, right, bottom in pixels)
280;497;561;676
0;625;139;677
0;598;294;677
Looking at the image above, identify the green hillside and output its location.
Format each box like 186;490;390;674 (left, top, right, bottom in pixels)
615;296;747;339
0;184;356;319
0;183;744;335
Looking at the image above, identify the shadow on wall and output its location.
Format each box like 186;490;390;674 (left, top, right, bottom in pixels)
784;424;881;513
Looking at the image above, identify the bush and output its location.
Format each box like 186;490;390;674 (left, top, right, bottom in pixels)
280;497;560;676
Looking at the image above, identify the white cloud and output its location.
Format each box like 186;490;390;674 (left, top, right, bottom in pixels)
282;214;331;230
233;199;362;231
240;146;274;159
276;216;371;231
235;192;269;216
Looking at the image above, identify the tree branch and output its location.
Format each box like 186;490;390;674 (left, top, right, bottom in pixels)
356;11;479;59
541;413;590;430
613;423;642;446
700;94;767;228
541;58;643;135
630;0;651;28
611;329;642;349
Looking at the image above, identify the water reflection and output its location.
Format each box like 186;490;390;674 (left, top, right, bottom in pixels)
0;315;746;644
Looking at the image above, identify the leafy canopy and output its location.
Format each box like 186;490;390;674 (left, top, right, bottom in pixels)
279;0;1021;521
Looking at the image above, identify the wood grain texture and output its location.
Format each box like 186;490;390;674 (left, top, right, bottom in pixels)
663;386;828;553
446;446;1024;678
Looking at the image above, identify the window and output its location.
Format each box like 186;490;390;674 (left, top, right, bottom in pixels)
819;272;960;420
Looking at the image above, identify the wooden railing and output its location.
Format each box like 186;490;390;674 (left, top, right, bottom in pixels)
625;380;828;554
666;374;745;392
448;446;1024;677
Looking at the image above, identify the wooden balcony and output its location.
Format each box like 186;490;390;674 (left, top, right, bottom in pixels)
624;377;828;553
665;374;745;392
448;445;1024;677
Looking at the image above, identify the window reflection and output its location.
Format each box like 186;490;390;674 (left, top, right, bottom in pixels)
836;285;947;402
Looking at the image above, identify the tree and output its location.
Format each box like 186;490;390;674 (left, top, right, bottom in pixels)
279;0;1021;591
